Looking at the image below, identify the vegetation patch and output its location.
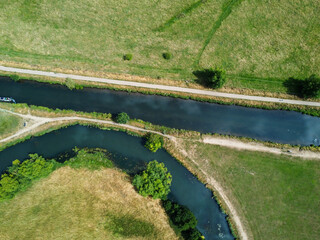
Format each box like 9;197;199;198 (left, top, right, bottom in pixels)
144;133;164;152
115;112;130;124
0;154;57;200
0;112;23;137
163;200;204;240
0;166;178;239
177;139;320;239
133;160;172;199
193;68;226;88
105;213;157;238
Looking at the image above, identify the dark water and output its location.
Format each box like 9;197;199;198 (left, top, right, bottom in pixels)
0;126;234;240
0;77;319;145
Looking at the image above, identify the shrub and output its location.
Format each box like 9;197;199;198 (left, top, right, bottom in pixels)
115;112;130;124
193;68;226;89
10;74;20;82
123;54;133;61
144;133;163;152
162;52;172;60
0;154;56;200
163;200;197;231
133;160;172;199
65;78;76;90
163;200;204;239
182;228;204;240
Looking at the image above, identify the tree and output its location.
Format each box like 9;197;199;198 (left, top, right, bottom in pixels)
163;200;198;231
144;133;163;152
133;160;172;199
301;74;320;98
115;112;130;124
193;68;226;89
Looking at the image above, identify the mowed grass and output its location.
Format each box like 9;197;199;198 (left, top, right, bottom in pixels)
0;112;22;137
1;0;318;93
0;167;178;240
178;140;320;239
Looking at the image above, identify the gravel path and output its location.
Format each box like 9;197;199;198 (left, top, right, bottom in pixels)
1;65;320;107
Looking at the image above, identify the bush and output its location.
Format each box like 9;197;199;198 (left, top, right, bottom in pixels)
163;200;204;239
0;154;56;200
182;228;204;240
163;200;197;231
162;52;172;60
133;160;172;199
144;133;163;152
193;68;226;89
10;74;20;82
115;112;130;124
123;54;133;61
65;78;76;90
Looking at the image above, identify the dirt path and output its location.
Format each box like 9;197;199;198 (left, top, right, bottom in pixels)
1;108;319;240
1;65;320;107
203;136;320;160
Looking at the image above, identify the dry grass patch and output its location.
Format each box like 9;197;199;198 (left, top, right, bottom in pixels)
0;167;178;240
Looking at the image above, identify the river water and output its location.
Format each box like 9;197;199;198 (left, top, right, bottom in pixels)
0;77;319;145
0;126;234;240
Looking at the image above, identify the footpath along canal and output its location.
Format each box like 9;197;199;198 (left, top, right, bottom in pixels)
0;77;320;145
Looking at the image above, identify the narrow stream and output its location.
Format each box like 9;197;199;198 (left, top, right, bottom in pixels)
1;77;319;145
0;126;234;240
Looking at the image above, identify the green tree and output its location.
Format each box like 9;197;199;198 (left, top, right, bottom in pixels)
194;68;226;89
133;160;172;199
301;74;320;98
144;133;163;152
0;174;20;199
115;112;130;124
163;200;198;231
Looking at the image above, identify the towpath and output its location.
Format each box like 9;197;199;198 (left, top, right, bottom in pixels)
1;65;320;107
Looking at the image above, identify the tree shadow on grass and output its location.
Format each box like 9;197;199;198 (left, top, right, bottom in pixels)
192;69;212;88
283;77;304;98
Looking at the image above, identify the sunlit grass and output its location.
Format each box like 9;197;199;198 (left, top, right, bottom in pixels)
179;140;320;239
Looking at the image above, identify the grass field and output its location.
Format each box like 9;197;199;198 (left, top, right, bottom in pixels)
0;112;22;137
176;140;320;239
0;166;178;240
0;0;319;94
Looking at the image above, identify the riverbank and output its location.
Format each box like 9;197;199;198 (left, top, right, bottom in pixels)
0;157;178;239
171;139;320;239
1;67;319;118
1;104;320;239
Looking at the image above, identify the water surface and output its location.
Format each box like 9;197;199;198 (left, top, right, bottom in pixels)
0;77;319;145
0;126;234;240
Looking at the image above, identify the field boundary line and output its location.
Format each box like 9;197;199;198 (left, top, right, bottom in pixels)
194;0;243;66
155;0;206;31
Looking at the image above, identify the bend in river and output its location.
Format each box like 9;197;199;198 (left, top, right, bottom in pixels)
1;77;320;145
0;125;234;240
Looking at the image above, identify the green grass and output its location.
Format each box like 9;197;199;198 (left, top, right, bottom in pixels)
1;0;318;93
200;1;320;90
0;151;178;240
0;112;22;137
180;140;320;239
